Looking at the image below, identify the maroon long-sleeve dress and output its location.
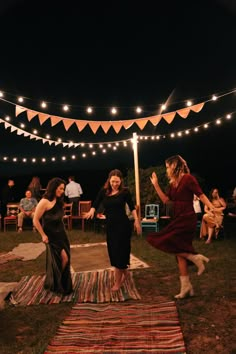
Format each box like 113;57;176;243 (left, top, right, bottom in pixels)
147;174;203;254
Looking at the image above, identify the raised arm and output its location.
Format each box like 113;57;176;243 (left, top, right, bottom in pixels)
150;172;169;204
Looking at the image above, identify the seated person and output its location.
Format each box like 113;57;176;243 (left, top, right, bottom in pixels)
200;188;226;244
18;190;38;233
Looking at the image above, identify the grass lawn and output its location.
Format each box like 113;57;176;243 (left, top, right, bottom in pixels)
0;226;235;354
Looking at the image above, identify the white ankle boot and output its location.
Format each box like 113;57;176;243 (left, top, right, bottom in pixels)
175;275;194;299
187;254;210;275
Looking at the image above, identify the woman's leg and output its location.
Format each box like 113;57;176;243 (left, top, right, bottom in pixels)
205;227;214;243
175;256;194;299
61;249;69;271
112;267;125;291
179;252;210;275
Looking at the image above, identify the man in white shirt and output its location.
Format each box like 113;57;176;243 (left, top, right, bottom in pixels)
65;176;83;215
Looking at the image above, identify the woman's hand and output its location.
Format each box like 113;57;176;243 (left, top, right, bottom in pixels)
134;219;142;235
85;208;95;219
150;172;158;186
42;234;49;244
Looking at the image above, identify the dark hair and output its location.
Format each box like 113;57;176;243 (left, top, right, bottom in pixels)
68;176;75;181
104;169;124;195
43;177;66;206
209;188;219;201
165;155;190;180
28;176;41;189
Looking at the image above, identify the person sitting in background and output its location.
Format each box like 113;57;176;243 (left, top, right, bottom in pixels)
28;176;42;201
18;190;38;233
65;176;83;216
200;188;226;243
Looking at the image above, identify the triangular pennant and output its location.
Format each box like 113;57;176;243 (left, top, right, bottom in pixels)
50;115;63;127
112;121;123;134
27;110;38;121
100;121;113;133
4;122;11;129
38;113;51;125
176;107;190;118
62;119;75;131
23;132;30;137
75;120;88;132
149;114;162;126
16;129;24;135
63;143;69;147
123;120;135;130
190;102;205;113
15;105;27;117
162;112;176;124
135;118;149;130
10;126;18;132
88;121;101;134
54;141;61;146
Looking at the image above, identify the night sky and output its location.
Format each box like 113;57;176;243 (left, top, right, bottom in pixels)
0;0;235;197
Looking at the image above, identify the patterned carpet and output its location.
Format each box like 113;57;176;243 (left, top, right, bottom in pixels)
45;302;186;353
9;269;141;306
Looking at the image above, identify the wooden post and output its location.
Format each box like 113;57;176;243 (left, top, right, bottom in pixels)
132;132;141;220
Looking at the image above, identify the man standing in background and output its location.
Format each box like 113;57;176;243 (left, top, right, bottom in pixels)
65;176;83;216
1;179;17;222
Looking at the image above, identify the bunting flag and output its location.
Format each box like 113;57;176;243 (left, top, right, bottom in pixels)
15;101;205;134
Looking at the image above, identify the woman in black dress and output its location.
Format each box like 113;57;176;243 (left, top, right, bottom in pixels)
33;177;72;295
86;169;141;291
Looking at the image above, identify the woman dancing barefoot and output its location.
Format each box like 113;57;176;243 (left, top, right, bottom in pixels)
147;155;214;299
86;169;141;291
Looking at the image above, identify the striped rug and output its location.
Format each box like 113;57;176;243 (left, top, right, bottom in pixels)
45;302;186;353
9;270;141;306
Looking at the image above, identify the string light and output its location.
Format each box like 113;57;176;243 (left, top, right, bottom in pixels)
86;107;93;114
186;100;192;107
41;101;47;108
136;107;142;113
111;107;117;115
63;105;69;111
161;104;166;111
18;97;24;103
0;91;3;97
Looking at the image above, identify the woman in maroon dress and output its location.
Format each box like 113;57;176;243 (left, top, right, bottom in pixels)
147;155;215;299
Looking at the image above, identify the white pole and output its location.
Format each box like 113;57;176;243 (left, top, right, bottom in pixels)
132;132;141;220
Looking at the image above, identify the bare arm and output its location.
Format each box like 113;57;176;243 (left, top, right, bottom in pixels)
85;207;96;219
131;209;142;235
199;194;215;211
33;199;49;243
150;172;169;204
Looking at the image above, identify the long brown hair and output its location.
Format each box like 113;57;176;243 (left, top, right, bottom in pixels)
43;177;66;206
165;155;190;184
104;169;125;195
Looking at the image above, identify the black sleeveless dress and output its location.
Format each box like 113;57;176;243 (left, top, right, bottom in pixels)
42;201;72;294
